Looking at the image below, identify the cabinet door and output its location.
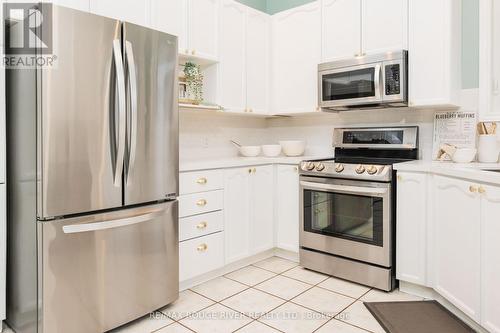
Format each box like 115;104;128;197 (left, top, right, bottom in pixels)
408;0;460;107
276;165;300;252
51;0;90;11
321;0;361;61
396;172;427;286
246;8;270;114
362;0;407;54
219;0;246;113
271;2;321;114
89;0;150;26
480;184;500;333
150;0;188;52
224;167;250;263
249;165;274;254
188;0;218;59
433;176;481;321
0;185;5;320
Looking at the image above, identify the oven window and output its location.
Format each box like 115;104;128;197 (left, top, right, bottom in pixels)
322;68;376;101
303;189;383;246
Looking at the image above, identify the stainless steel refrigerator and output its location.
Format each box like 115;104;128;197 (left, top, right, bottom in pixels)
6;5;179;333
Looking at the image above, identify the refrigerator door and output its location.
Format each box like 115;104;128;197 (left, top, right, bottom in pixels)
40;6;125;218
40;201;179;333
123;23;179;206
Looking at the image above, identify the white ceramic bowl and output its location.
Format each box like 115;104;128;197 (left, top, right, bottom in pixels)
262;144;282;157
452;148;477;163
239;145;261;157
279;140;306;157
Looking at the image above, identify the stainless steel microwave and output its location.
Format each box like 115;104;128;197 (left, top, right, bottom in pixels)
318;50;408;111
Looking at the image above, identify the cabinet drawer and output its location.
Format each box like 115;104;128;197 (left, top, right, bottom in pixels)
179;210;223;242
180;170;223;195
180;232;224;281
179;190;224;218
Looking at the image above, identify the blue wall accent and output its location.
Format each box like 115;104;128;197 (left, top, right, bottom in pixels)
236;0;314;14
236;0;267;12
462;0;479;89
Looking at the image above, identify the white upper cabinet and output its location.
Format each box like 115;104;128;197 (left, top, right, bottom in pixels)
408;0;461;108
321;0;361;61
51;0;90;12
433;176;481;322
275;165;300;252
396;172;428;286
150;0;188;52
249;166;274;254
187;0;219;59
219;0;247;113
89;0;150;26
246;8;270;114
362;0;408;55
271;1;321;114
480;184;500;333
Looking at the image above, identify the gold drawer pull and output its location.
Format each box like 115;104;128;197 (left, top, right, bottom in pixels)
478;186;486;194
196;199;207;206
469;185;478;193
196;177;208;185
196;222;208;229
197;244;208;252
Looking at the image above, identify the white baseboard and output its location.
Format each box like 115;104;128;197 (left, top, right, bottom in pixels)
399;281;489;333
179;248;299;291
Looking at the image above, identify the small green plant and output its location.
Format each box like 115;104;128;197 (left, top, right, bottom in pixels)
183;62;204;103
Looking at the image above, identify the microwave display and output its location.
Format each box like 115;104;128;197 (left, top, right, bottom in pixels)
385;64;400;95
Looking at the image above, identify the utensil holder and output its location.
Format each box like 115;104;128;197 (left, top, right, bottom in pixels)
478;135;500;163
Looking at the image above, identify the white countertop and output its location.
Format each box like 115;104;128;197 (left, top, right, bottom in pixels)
394;160;500;185
180;155;327;172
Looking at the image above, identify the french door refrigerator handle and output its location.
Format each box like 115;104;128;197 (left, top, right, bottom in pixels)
112;39;127;187
62;210;163;234
125;40;138;185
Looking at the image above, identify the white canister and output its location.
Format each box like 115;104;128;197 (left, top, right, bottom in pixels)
478;135;500;163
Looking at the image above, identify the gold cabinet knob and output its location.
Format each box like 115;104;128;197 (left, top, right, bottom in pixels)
196;222;208;229
469;185;478;193
249;108;253;113
197;244;208;252
478;186;486;194
191;49;196;55
196;199;207;206
252;168;256;173
248;168;252;173
196;177;208;185
397;175;403;181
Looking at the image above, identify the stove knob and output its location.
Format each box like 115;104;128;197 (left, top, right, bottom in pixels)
367;165;378;175
335;163;344;173
306;162;316;171
316;163;325;171
355;165;366;174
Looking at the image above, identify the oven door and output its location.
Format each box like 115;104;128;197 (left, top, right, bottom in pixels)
300;177;391;267
319;63;382;109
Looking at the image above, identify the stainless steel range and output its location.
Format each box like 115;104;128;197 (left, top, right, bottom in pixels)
299;127;419;291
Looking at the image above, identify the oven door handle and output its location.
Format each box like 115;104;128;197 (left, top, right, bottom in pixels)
300;181;388;197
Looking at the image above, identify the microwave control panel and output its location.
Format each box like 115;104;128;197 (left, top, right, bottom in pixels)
385;64;400;95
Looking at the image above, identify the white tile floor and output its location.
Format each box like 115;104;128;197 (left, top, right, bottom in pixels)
3;256;423;333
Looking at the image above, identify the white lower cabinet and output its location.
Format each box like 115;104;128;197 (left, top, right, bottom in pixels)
179;210;223;242
433;176;481;321
480;184;500;333
275;164;300;252
224;165;274;263
397;171;500;329
179;190;224;218
179;232;224;281
396;172;428;286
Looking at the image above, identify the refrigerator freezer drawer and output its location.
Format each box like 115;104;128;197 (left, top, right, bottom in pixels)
180;170;224;195
40;201;179;333
179;232;224;281
179;210;224;242
179;190;224;218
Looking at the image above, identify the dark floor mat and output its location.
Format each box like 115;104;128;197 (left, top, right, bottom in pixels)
363;300;476;333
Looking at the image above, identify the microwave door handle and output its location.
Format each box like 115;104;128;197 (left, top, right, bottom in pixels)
300;181;388;197
374;64;382;100
112;39;127;187
125;40;138;185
